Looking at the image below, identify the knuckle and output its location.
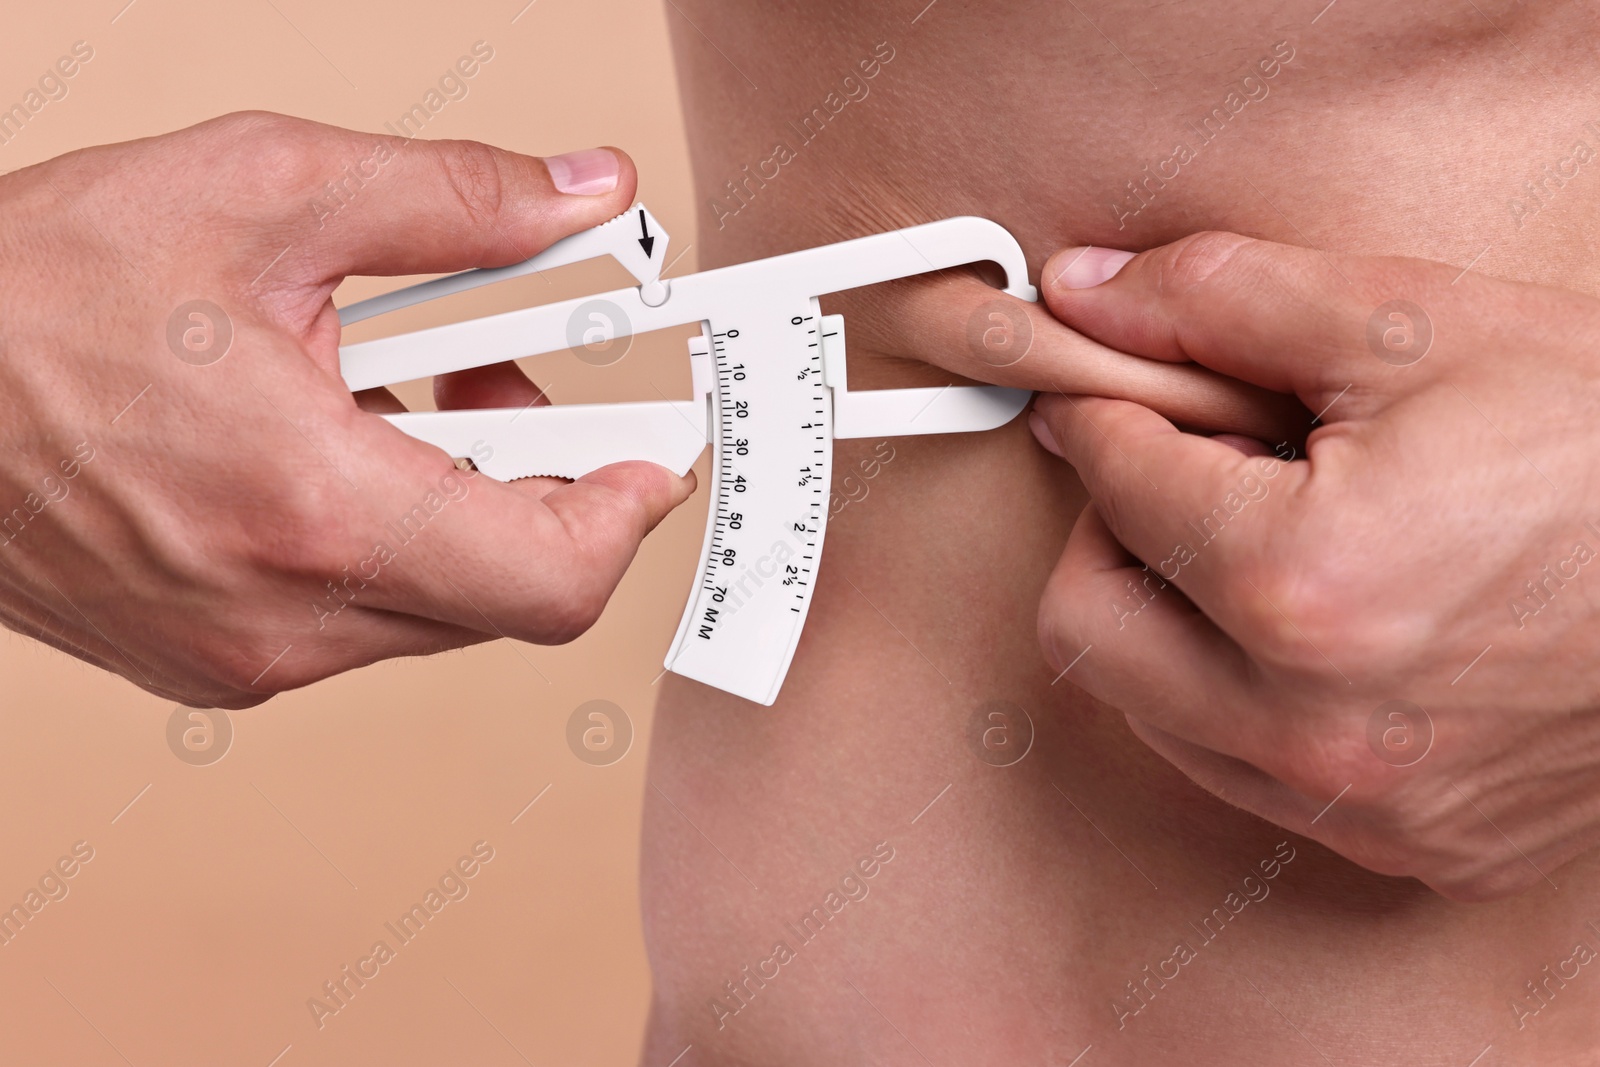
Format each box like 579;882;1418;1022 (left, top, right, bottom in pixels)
205;111;328;196
200;629;333;698
1271;739;1545;904
430;139;507;232
1229;547;1362;674
536;577;608;645
1036;602;1066;672
245;478;365;580
200;635;284;695
1223;561;1312;667
1250;557;1419;679
538;533;625;645
1156;230;1256;297
518;479;656;644
1037;575;1091;672
1091;491;1138;548
1270;725;1378;803
1272;737;1470;886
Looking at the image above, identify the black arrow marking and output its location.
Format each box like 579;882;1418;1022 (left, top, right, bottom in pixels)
637;208;655;258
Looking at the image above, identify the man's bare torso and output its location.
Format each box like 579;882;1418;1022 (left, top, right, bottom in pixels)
642;3;1600;1063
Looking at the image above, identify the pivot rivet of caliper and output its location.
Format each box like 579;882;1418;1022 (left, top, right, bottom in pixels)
640;279;670;308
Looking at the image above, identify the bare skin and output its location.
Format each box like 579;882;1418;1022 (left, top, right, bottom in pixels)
0;114;691;708
1023;237;1600;901
643;2;1600;1064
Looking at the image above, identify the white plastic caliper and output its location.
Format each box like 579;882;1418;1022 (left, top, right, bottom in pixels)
339;206;1035;705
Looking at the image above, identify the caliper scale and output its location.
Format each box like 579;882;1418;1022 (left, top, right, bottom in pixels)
339;206;1035;705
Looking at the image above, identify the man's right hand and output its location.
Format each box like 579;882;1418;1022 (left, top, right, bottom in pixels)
0;112;693;708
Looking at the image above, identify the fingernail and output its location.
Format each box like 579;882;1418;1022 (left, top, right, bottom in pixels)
1052;246;1136;289
1029;410;1064;458
545;148;619;195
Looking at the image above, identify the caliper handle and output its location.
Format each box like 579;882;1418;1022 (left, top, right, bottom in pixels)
338;204;668;329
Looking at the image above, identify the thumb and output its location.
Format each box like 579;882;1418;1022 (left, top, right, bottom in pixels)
354;454;696;646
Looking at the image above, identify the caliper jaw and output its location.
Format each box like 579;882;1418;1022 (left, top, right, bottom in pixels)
820;315;1031;440
339;205;703;481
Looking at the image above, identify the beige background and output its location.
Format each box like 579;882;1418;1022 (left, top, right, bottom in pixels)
0;2;708;1063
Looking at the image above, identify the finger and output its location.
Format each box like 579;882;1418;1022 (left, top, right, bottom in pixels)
1032;393;1302;614
865;270;1308;443
351;439;695;645
434;360;547;412
1039;505;1269;760
247;601;494;695
1040;233;1460;405
1121;716;1309;826
354;387;408;415
432;362;565;495
1118;717;1485;892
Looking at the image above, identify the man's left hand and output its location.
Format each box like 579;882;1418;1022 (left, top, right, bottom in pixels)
1020;232;1600;901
